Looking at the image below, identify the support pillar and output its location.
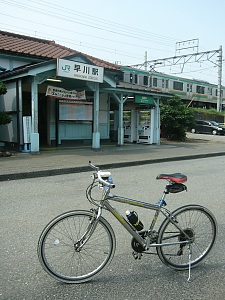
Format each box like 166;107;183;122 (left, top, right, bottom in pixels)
31;76;39;152
117;95;124;146
150;98;160;144
92;83;100;149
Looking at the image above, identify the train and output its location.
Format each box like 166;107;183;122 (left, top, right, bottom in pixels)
121;66;225;109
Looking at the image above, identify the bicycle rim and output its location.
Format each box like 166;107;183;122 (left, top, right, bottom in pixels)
157;205;217;270
37;210;116;283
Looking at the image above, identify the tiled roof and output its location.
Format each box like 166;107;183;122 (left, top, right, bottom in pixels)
0;30;120;70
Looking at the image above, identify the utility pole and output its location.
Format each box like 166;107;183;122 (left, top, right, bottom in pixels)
144;51;147;71
217;45;222;112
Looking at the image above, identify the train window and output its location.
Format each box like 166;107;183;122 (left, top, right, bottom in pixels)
143;76;148;86
187;84;192;92
196;85;205;94
153;78;157;87
166;80;169;88
123;72;131;83
134;74;138;84
173;81;183;91
130;73;133;83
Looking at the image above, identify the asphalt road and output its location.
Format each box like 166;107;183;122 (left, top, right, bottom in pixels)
186;131;225;143
0;156;224;300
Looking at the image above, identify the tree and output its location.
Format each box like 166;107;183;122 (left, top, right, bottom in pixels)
0;81;11;126
160;96;195;141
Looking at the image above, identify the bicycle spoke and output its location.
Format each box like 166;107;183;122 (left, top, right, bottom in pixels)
38;211;116;283
157;205;217;270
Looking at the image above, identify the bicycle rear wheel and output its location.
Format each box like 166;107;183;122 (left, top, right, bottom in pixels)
37;210;116;283
157;205;217;270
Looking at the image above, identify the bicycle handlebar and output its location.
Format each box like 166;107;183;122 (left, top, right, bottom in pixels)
89;161;115;188
89;161;99;171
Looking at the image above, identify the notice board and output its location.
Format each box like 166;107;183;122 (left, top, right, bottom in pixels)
59;100;93;121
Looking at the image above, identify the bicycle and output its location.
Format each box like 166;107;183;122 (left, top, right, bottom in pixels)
37;161;217;284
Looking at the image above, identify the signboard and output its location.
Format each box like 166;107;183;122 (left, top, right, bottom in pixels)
135;95;155;105
59;100;92;121
57;59;104;83
46;85;86;100
23;116;31;143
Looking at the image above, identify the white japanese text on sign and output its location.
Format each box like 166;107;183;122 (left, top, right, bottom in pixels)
57;59;104;83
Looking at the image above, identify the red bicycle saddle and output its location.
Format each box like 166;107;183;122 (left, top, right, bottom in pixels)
156;173;187;183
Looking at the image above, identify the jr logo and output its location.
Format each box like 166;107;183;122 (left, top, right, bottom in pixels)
62;65;70;72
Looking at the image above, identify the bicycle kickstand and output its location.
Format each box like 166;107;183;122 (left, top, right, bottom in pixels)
187;244;193;283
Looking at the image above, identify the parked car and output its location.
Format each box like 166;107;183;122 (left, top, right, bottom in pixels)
191;120;225;135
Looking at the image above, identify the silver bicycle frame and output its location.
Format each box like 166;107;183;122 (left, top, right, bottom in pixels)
99;191;190;250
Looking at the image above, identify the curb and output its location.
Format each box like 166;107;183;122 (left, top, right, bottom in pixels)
1;151;225;182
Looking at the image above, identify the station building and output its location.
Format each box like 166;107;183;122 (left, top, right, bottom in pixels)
0;30;171;152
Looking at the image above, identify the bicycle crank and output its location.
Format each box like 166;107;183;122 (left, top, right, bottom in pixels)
131;231;146;253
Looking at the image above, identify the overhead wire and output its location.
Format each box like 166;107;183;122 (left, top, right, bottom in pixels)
0;0;222;82
0;0;177;46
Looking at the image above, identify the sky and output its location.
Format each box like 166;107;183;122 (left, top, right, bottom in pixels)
1;0;225;85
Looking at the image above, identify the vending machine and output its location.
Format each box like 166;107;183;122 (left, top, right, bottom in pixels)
123;111;131;142
123;110;137;143
137;110;151;144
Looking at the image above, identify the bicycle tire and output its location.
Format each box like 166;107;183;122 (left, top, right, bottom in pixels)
156;205;217;270
37;210;116;283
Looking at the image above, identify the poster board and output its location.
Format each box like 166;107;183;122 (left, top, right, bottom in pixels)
59;100;93;121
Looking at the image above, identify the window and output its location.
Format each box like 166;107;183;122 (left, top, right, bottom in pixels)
153;78;157;87
166;80;169;88
130;73;133;83
196;85;205;94
134;74;138;84
162;79;165;88
187;84;193;92
143;76;148;86
173;81;183;91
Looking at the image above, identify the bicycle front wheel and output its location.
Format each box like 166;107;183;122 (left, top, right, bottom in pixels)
157;205;217;270
37;210;116;283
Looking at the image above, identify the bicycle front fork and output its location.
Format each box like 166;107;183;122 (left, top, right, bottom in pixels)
74;208;102;252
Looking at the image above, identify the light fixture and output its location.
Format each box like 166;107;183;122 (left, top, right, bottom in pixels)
47;77;62;82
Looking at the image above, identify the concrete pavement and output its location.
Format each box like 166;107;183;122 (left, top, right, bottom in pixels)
1;133;225;181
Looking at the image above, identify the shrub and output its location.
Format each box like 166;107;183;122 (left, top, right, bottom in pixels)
0;112;11;126
160;96;195;141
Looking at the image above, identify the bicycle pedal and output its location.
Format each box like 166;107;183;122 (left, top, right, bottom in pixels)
132;251;142;260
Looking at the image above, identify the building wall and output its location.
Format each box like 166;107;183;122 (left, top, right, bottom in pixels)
0;82;18;143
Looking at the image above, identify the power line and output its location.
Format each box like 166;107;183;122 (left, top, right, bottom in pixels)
0;0;177;46
0;0;223;84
